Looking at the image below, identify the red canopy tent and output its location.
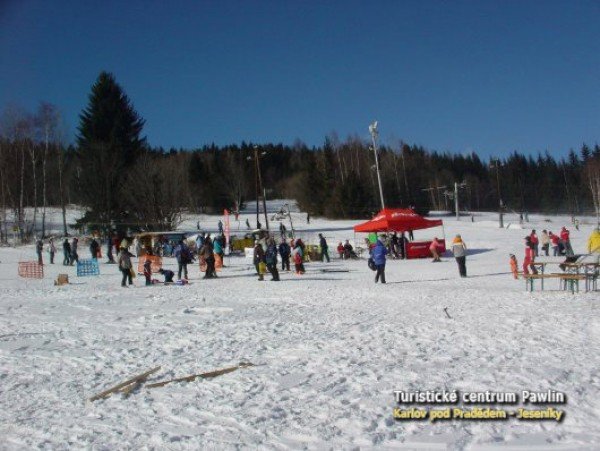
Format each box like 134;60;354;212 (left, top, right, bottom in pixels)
353;208;445;259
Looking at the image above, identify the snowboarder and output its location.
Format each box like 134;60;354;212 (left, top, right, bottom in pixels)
451;234;467;277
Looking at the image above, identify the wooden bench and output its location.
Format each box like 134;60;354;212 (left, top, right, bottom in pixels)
524;273;585;293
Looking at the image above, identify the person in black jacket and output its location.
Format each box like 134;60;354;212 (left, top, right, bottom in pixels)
318;233;330;263
90;239;100;259
278;238;291;271
265;238;280;281
62;239;71;265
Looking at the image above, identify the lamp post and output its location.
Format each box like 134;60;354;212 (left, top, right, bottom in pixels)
369;121;385;210
490;159;504;228
249;146;270;232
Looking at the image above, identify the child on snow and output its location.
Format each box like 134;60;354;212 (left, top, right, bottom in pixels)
509;254;519;279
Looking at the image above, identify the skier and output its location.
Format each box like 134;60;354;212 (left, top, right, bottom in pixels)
62;238;71;265
451;234;467;277
318;233;330;263
36;238;43;265
118;247;134;287
370;237;387;283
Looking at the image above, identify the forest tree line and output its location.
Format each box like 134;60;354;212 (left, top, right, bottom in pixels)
1;72;599;242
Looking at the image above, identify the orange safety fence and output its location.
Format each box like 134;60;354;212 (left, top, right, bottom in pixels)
18;261;44;279
137;255;163;274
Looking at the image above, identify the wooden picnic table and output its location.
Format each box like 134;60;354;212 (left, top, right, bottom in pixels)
526;260;598;293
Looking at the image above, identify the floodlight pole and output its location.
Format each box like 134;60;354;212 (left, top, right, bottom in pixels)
369;121;385;210
254;146;269;232
491;159;504;229
455;182;459;221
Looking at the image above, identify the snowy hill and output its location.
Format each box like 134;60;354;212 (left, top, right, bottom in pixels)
0;202;598;449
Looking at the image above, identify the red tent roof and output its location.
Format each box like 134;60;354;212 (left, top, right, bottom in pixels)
353;208;443;233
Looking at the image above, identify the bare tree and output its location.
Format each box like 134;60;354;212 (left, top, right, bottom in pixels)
584;158;600;226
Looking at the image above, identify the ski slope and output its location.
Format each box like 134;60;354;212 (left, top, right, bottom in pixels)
1;204;599;450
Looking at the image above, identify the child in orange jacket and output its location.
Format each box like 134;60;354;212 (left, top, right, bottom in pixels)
509;254;519;279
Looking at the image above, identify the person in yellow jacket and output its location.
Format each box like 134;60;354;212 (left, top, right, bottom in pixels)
588;228;600;254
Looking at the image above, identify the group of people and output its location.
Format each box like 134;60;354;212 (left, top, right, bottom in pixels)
521;226;599;275
253;237;307;281
367;233;468;283
35;237;80;266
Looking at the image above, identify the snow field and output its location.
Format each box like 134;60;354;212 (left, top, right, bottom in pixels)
0;206;599;449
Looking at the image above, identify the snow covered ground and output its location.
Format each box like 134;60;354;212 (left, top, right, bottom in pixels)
1;204;599;450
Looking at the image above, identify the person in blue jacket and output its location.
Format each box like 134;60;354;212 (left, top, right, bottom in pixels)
370;237;388;284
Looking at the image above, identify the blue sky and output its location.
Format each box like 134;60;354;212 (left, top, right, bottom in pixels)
1;0;599;158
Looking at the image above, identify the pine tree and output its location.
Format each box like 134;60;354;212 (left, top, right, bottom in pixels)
76;71;146;232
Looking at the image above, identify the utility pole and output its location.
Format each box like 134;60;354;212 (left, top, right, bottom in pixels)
453;181;467;220
369;121;385;210
490;159;504;228
253;146;269;232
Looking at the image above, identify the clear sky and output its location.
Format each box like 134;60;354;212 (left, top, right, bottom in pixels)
1;0;599;158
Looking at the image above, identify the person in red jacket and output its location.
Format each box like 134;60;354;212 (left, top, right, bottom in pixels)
523;236;537;275
529;230;539;257
560;226;573;256
549;231;560;256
